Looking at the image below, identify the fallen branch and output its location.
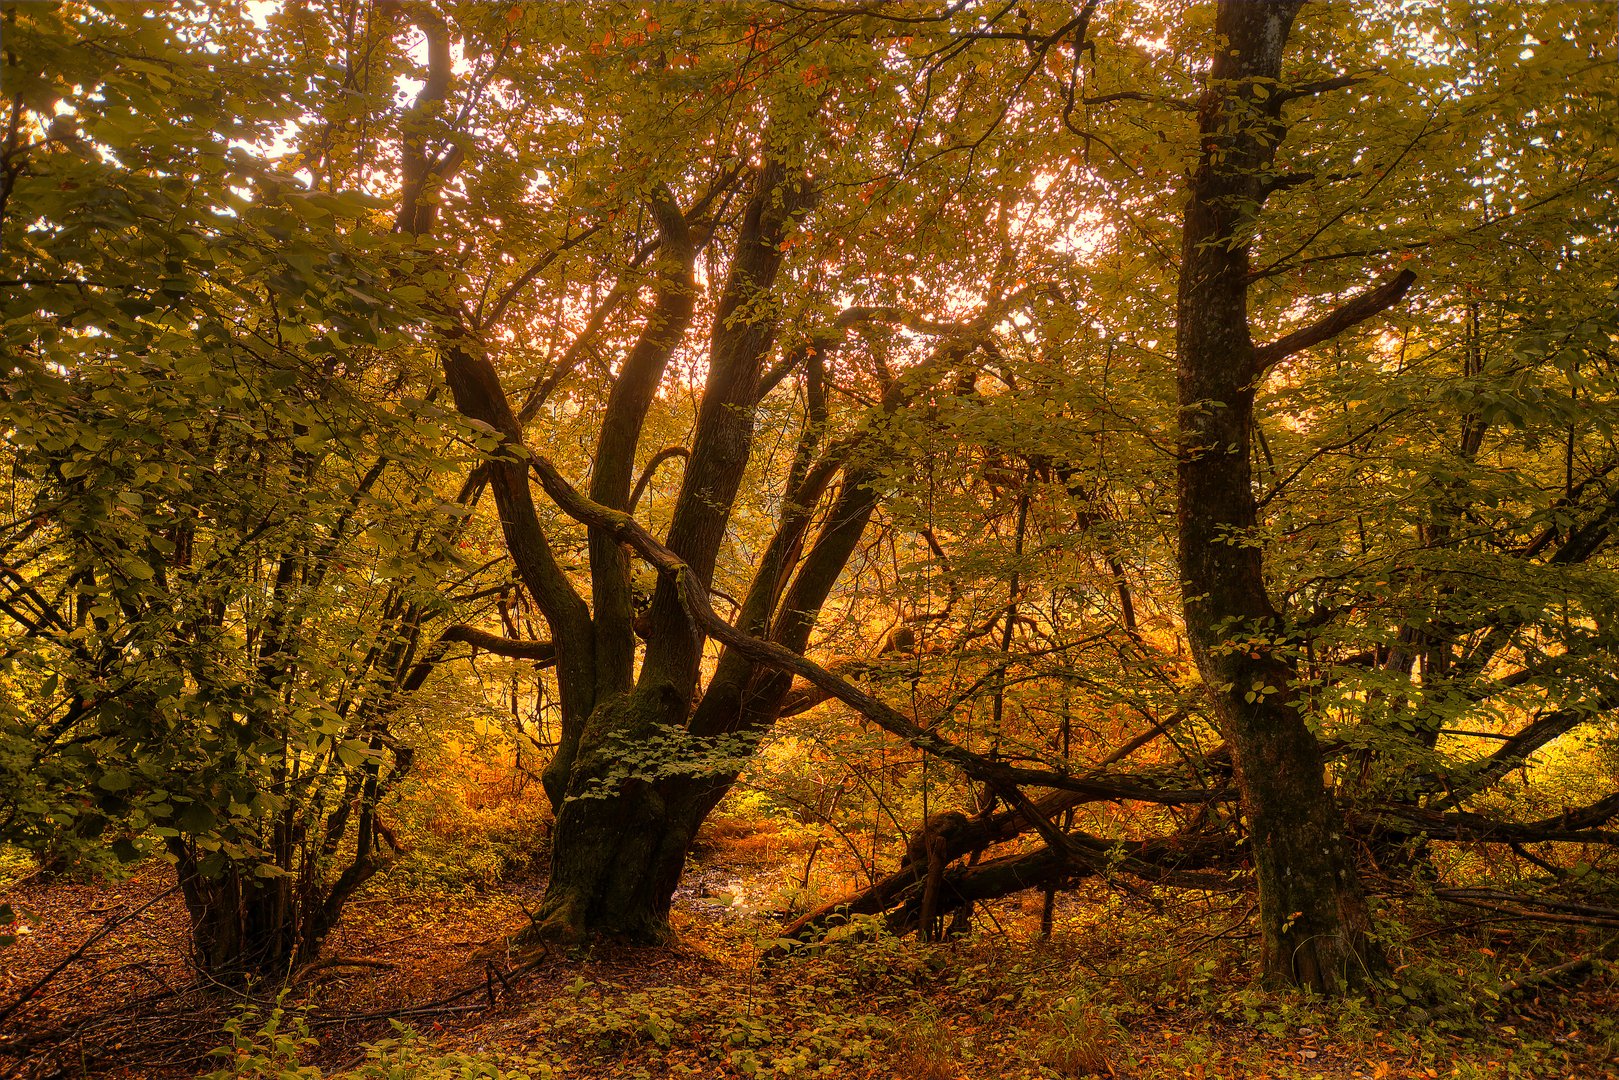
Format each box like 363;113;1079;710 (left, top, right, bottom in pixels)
783;824;1238;942
289;956;397;985
1434;889;1619;928
1496;935;1619;1002
1361;799;1619;847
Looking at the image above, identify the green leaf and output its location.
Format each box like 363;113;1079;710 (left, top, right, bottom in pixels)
98;769;133;792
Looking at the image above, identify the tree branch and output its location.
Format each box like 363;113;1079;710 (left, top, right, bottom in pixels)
627;445;690;514
439;624;556;662
1251;268;1416;378
1276;72;1375;101
526;452;1213;806
392;4;461;236
1080;91;1196;112
1427;693;1619;812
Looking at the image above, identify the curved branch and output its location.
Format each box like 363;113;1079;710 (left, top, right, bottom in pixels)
785;825;1235;942
1431;692;1619;811
439;624;556;663
527;453;1212;806
392;4;461;236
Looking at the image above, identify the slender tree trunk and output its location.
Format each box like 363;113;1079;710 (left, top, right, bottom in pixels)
1175;0;1383;993
167;832;389;981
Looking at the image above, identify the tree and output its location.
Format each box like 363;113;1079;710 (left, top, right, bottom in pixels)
783;0;1619;995
353;1;1127;943
0;2;503;979
1167;0;1619;991
7;0;1619;994
1171;0;1406;992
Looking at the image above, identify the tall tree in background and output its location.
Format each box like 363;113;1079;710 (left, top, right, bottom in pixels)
1168;0;1619;989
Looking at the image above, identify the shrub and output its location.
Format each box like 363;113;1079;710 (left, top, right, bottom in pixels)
889;1005;960;1080
205;1002;553;1080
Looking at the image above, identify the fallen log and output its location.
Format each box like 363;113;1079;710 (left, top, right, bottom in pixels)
783;825;1238;941
1359;796;1619;847
783;786;1619;943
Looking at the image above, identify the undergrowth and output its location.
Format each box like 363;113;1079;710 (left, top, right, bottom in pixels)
206;1002;553;1080
199;899;1619;1080
390;761;551;892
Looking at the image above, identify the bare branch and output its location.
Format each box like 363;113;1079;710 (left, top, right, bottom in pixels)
627;446;691;514
1277;73;1374;101
1080;91;1196;112
526;453;1211;806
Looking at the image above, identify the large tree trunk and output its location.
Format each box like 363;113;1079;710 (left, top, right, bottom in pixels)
526;162;809;942
532;788;696;944
1174;0;1391;993
530;754;759;943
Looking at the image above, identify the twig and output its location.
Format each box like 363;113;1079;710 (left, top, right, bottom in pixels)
0;885;181;1029
290;957;397;985
1435;894;1619;929
1437;889;1619;920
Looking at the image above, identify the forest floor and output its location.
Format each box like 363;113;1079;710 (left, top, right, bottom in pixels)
2;817;1618;1080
